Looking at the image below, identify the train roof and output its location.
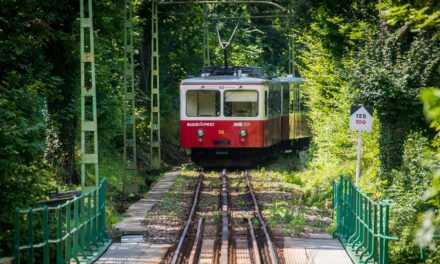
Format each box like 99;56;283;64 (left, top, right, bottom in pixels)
276;76;305;84
181;75;267;85
180;66;306;85
181;75;306;85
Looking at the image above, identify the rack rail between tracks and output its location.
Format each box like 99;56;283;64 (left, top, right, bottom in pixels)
244;172;279;264
170;174;204;264
170;170;280;264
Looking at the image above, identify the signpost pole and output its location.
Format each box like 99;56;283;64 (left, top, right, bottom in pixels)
356;130;362;187
350;105;373;187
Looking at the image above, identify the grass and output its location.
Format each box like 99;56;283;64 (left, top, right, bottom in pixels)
213;211;222;223
264;201;306;235
97;152;173;229
250;154;333;237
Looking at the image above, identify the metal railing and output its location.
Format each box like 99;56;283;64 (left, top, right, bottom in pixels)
333;175;398;264
419;234;440;260
13;179;111;264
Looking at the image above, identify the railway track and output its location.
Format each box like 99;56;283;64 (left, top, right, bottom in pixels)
167;170;281;264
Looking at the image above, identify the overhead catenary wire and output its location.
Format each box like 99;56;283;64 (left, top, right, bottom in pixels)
215;21;240;68
157;0;287;11
216;23;240;50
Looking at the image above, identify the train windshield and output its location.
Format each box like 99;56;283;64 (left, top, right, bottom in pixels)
224;90;259;117
186;90;220;117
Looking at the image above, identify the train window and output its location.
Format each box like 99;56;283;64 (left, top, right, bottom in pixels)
282;84;289;114
186;90;220;117
265;90;268;116
224;90;258;117
290;84;298;113
268;85;281;116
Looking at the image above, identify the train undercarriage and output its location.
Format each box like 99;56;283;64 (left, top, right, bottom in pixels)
190;138;310;168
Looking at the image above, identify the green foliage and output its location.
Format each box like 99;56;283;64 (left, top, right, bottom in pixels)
418;87;440;258
385;132;440;262
265;201;306;235
378;1;440;38
296;29;381;205
213;211;222;223
352;33;440;178
292;0;439;261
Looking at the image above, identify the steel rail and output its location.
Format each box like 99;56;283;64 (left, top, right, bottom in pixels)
244;171;279;264
188;218;204;264
219;169;230;264
170;175;203;264
248;218;262;264
157;1;287;11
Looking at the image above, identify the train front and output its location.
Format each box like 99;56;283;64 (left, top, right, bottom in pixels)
180;71;267;167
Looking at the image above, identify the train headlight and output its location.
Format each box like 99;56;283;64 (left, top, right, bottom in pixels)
239;129;247;137
197;129;205;137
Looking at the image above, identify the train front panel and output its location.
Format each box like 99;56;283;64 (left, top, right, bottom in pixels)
180;120;265;148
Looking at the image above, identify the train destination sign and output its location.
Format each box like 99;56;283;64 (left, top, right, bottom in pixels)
349;106;373;131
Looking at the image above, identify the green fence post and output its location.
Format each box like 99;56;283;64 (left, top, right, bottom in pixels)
43;206;49;264
56;206;63;264
80;195;85;249
65;201;72;262
355;196;365;254
27;208;34;264
99;180;106;239
87;192;92;246
14;208;20;264
341;178;347;237
348;190;359;246
372;204;378;262
379;203;384;264
347;180;353;236
361;200;372;261
93;189;98;243
73;198;78;258
384;204;390;264
337;174;343;234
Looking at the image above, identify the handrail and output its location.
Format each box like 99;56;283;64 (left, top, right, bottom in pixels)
419;234;440;260
13;179;111;264
333;174;398;264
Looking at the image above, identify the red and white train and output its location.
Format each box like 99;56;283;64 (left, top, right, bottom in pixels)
180;67;310;166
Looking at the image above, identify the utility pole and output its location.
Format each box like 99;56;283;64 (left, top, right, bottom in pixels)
150;0;161;170
123;0;137;192
288;0;295;76
80;0;99;190
203;4;211;67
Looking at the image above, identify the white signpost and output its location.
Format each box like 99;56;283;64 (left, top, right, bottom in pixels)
349;106;373;187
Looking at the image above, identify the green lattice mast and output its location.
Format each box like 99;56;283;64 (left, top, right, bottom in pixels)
150;0;161;170
80;0;99;189
288;0;295;76
203;4;210;67
123;0;137;191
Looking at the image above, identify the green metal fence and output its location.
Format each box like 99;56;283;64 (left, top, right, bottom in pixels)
419;234;440;260
333;175;398;264
13;179;111;264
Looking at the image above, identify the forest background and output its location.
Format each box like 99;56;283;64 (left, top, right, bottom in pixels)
1;0;439;262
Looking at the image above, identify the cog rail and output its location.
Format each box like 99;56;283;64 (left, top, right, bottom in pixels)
170;174;204;264
169;170;280;264
244;171;279;264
